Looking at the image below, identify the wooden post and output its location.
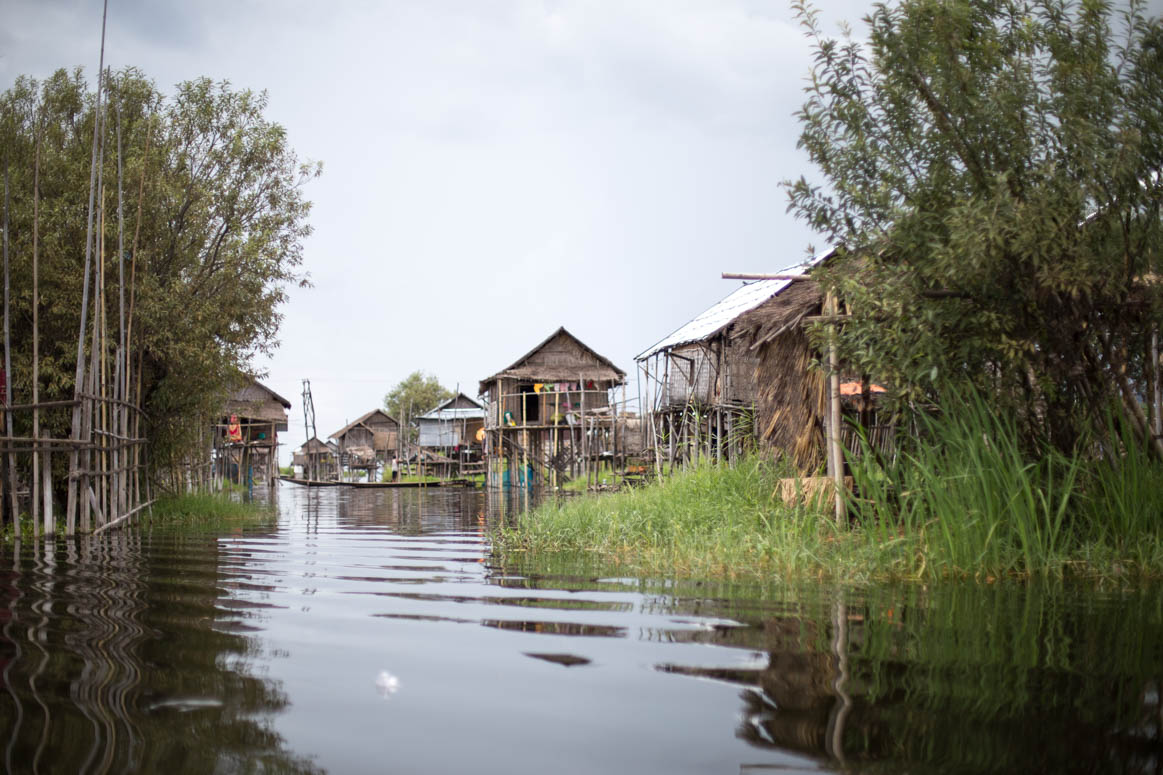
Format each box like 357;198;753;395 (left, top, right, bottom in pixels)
32;120;42;535
69;2;108;534
1153;330;1161;440
3;165;17;526
826;292;845;527
579;375;588;488
42;438;53;536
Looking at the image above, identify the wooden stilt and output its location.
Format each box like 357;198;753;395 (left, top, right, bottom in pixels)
42;440;53;536
3;165;18;527
32;114;42;537
826;292;844;527
69;1;108;535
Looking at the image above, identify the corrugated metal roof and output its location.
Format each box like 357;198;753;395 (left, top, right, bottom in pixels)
636;252;831;361
418;407;485;421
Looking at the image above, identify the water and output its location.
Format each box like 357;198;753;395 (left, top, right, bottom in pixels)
1;485;1161;774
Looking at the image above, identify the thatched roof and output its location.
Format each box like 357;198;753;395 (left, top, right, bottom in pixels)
329;408;399;440
731;279;826;473
479;327;625;393
297;437;331;455
733;280;824;350
225;379;290;428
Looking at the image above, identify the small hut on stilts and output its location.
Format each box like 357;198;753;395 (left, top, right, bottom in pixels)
479;327;626;490
214;380;291;489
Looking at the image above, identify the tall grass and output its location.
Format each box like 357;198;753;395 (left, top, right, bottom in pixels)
848;392;1081;577
151;492;275;529
494;457;837;579
497;394;1163;582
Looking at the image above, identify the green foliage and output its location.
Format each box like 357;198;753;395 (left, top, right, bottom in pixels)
848;392;1081;576
382;371;452;439
0;67;319;475
150;493;275;529
499;400;1163;581
495;458;836;579
788;0;1163;450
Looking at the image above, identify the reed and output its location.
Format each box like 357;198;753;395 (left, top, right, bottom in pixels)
494;457;839;579
498;393;1163;582
149;493;274;527
847;391;1081;577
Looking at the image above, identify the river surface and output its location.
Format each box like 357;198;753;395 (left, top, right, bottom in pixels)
0;484;1161;774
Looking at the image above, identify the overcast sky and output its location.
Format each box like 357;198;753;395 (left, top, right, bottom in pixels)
11;0;1152;463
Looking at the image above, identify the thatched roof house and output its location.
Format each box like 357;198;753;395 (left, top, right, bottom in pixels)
329;409;400;469
479;326;624;393
292;436;337;480
479;327;626;488
214;379;291;486
732;278;827;473
727;248;890;474
225;380;291;433
479;327;625;428
636;255;830;467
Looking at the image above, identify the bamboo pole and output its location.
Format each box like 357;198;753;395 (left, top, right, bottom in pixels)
115;107;126;520
96;183;108;527
3;165;16;527
32;112;42;537
1153;330;1161;440
42;437;52;536
127;115;152;517
69;0;109;534
826;292;844;527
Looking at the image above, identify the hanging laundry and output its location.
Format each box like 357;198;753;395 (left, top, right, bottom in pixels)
533;383;545;394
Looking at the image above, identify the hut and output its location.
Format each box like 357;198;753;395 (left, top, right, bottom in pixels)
479;327;626;489
636;252;874;473
216;379;291;488
723;250;893;477
329;409;400;481
292;437;337;481
635;272;806;469
417;393;486;477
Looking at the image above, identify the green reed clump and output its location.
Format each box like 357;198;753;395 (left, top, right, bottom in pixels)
151;492;275;527
494;457;839;579
848;394;1163;579
498;394;1163;583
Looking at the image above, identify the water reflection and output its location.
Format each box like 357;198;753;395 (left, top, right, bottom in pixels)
0;486;1160;774
0;529;319;774
650;585;1163;773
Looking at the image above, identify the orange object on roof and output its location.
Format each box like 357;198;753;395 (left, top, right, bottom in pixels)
839;382;886;396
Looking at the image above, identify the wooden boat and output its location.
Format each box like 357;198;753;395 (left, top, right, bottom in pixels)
279;476;473;489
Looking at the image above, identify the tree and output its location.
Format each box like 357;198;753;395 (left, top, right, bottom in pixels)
0;67;319;475
787;0;1163;451
383;371;453;440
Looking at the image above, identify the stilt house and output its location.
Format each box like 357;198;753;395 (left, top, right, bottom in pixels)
479;327;626;488
292;437;337;481
417;393;486;476
329;409;400;481
217;380;291;487
732;273;891;474
636;255;832;471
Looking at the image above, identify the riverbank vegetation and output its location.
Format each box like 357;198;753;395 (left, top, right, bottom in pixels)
150;493;275;530
496;393;1163;582
0;491;273;541
0;66;318;526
